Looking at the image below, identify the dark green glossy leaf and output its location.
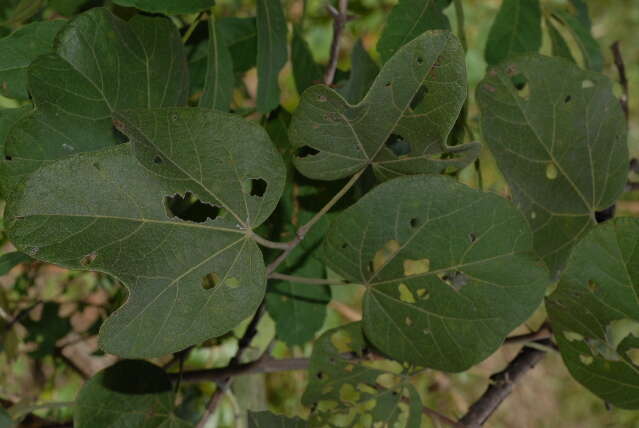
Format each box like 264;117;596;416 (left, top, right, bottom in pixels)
75;360;191;428
23;302;71;358
554;10;603;72
0;251;30;275
547;218;639;409
7;107;286;358
303;323;423;428
546;16;575;63
484;0;542;65
248;411;306;428
0;20;65;100
339;40;379;105
0;106;29;158
323;175;548;371
49;0;87;16
477;55;627;274
219;17;257;74
291;26;322;96
112;0;214;15
199;16;233;111
290;31;478;182
377;0;450;64
256;0;287;113
1;8;189;197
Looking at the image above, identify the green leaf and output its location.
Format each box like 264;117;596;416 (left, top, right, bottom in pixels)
256;0;287;113
547;218;639;409
338;40;379;105
219;17;257;74
112;0;215;15
0;251;31;275
290;30;478;182
545;17;575;63
0;106;30;158
75;360;192;428
22;302;71;358
554;10;603;72
0;20;66;100
0;408;13;428
199;16;233;111
568;0;591;29
49;0;87;16
248;411;306;428
7;107;286;358
322;175;548;371
302;323;423;427
477;55;627;273
377;0;451;64
291;26;322;96
484;0;542;65
1;8;189;197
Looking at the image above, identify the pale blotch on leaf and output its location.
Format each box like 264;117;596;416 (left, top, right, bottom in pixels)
317;400;338;411
580;354;594;365
330;329;353;354
225;277;240;288
344;364;354;372
582;79;595;89
416;288;429;299
357;383;378;396
397;283;416;303
564;331;584;342
402;258;430;276
626;349;639;366
339;383;360;403
587;280;598;292
80;252;97;267
375;373;398;389
606;319;639;350
545;163;559;180
405;316;413;326
201;272;220;290
372;240;400;272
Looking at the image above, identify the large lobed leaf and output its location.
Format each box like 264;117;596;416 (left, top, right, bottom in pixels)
1;8;189;196
289;30;478;182
6;107;286;358
477;55;627;274
322;175;548;371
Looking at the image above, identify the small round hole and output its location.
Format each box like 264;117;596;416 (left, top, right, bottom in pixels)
385;81;392;87
410;218;419;228
4;155;12;161
153;156;163;164
564;95;572;103
416;57;423;64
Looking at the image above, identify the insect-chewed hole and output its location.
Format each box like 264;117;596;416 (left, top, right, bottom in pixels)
164;192;219;223
469;232;477;242
297;146;320;158
340;242;348;249
511;73;530;99
201;272;220;290
80;252;97;266
564;95;572;103
385;134;411;157
416;56;424;65
410;86;429;110
410;218;419;228
250;178;267;197
385;81;392;87
4;155;12;161
153;155;163;164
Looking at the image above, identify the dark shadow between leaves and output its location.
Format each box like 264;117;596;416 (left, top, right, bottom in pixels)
100;360;171;394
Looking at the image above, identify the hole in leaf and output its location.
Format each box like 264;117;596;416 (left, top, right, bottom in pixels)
164;192;219;223
409;86;428;110
582;80;595;89
201;272;220;290
564;95;572;103
469;232;477;242
385;134;411;157
511;74;529;99
297;146;320;158
385;81;392;87
4;155;11;161
171;114;178;121
410;218;419;228
92;162;100;170
153;155;163;164
416;57;424;64
250;178;267;197
341;243;348;249
316;371;325;380
80;252;97;266
438;271;468;291
545;163;558;180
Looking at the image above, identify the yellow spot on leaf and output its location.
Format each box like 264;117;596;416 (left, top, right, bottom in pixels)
564;331;584;342
626;349;639;366
331;330;353;354
398;283;415;303
372;240;400;272
545;163;558;180
339;383;360;403
579;354;593;365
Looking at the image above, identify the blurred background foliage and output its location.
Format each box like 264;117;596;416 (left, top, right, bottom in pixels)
0;0;637;427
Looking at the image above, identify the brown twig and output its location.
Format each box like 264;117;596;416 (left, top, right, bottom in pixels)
323;0;349;85
459;339;552;427
610;41;629;122
268;272;349;285
503;323;552;345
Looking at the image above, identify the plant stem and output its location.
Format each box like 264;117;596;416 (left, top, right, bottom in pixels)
453;0;468;51
248;231;291;250
181;11;205;44
268;272;350;285
324;0;349;85
266;168;365;275
610;41;629;122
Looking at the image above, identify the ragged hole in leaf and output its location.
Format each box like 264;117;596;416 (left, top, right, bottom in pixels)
201;272;220;290
316;371;325;380
606;319;639;351
372;240;400;272
403;258;430;276
409;86;428;110
4;155;12;161
511;73;530;99
409;218;420;228
249;178;267;197
438;271;468;291
545;163;559;180
80;252;97;267
164;192;219;223
297;146;320;158
385;134;411;157
404;316;413;326
564;95;572;103
580;354;594;365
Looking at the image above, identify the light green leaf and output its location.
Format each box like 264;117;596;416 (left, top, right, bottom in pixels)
0;251;31;275
291;26;322;96
219;17;257;74
200;16;233;111
322;175;548;371
377;0;450;64
302;323;424;427
545;16;575;63
339;39;379;105
547;218;639;409
290;30;478;182
554;10;603;72
248;411;306;428
1;8;189;197
7;107;286;358
477;55;627;274
75;360;192;428
0;20;66;100
484;0;542;65
112;0;215;15
256;0;287;113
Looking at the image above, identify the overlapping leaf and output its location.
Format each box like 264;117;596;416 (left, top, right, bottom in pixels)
0;106;29;157
75;360;192;427
322;175;548;371
339;40;379;105
6;107;286;357
547;218;639;409
112;0;214;15
248;411;306;428
553;10;603;72
199;16;233;111
477;55;627;274
256;0;287;113
291;26;322;96
303;323;422;427
290;31;478;182
1;8;189;196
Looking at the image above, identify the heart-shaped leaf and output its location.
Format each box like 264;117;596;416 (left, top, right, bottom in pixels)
1;8;189;196
289;30;478;182
6;107;286;358
322;175;548;371
75;360;192;428
547;218;639;409
477;55;627;274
